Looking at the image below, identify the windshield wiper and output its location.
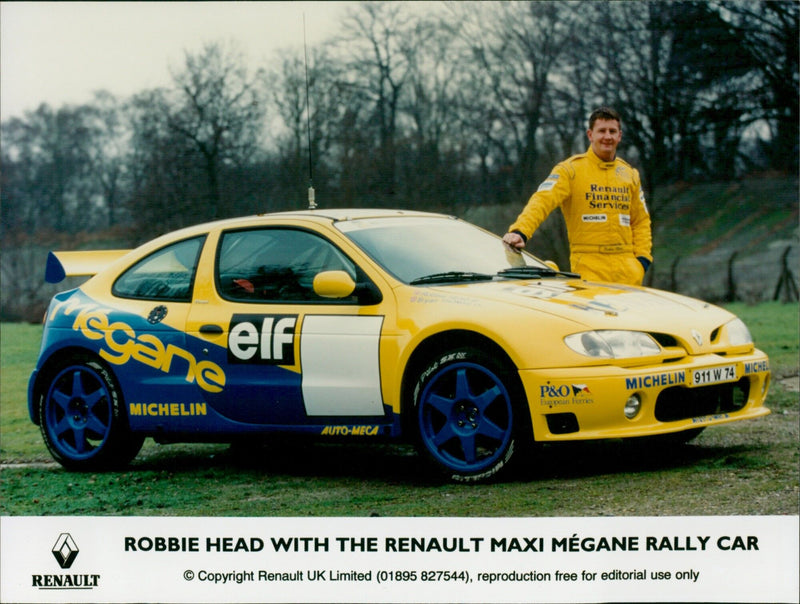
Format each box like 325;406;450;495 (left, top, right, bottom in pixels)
409;271;495;285
497;266;579;279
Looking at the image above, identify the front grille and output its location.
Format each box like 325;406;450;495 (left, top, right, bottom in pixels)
654;378;750;422
651;333;679;347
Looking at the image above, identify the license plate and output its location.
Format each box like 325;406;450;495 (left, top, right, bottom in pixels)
692;364;737;386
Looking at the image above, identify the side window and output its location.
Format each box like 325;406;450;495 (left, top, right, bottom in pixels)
113;236;205;302
217;228;358;303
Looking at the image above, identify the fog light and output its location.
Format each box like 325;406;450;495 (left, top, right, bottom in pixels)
624;394;641;419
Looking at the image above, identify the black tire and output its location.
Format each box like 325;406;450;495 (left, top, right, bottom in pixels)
412;347;529;482
38;355;144;471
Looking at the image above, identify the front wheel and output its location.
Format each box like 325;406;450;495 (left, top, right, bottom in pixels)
413;348;528;482
38;356;143;471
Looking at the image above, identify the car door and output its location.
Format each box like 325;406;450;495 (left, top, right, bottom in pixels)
185;225;392;427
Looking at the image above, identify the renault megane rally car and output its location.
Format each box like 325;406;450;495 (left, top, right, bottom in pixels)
28;210;771;481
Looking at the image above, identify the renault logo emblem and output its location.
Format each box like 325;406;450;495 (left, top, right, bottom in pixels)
691;329;703;347
52;533;79;569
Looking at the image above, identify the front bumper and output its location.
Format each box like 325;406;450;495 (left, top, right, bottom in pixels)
520;350;771;441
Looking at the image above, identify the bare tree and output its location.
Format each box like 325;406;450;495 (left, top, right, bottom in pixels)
166;42;266;219
85;91;131;227
718;0;799;173
395;9;466;208
455;1;583;197
267;47;342;208
586;1;772;188
334;2;415;202
127;88;201;239
0;104;97;234
448;1;583;266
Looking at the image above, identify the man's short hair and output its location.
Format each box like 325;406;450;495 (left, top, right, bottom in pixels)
589;107;621;130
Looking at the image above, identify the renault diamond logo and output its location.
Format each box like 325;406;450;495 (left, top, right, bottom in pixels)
52;533;79;569
691;329;703;347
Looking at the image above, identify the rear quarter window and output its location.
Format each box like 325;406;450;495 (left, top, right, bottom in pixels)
112;236;205;301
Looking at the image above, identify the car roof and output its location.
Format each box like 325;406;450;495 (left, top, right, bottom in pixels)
255;208;448;224
170;208;451;234
130;208;458;253
277;208;445;219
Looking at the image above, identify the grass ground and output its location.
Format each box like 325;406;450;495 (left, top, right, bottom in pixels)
1;302;797;517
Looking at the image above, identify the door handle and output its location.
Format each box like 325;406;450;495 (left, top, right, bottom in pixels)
199;324;223;335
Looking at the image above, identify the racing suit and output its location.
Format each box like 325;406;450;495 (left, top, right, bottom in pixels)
509;147;652;285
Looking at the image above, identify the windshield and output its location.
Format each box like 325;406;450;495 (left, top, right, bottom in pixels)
336;216;549;284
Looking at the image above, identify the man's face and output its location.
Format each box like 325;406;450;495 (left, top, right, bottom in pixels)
587;118;622;161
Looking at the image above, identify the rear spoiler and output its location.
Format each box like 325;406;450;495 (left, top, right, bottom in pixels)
45;250;131;284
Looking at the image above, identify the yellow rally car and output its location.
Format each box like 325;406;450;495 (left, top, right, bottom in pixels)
29;210;770;481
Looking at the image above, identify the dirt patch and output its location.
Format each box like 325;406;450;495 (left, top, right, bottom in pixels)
779;376;799;392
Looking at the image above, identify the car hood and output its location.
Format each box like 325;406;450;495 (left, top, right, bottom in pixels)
431;278;734;332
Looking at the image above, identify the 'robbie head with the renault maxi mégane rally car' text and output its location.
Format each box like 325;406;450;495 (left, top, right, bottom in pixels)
29;209;770;481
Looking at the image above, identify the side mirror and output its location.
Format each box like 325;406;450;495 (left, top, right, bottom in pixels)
313;270;356;299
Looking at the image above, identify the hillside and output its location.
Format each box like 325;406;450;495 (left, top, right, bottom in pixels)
465;174;798;259
650;175;798;262
464;174;799;302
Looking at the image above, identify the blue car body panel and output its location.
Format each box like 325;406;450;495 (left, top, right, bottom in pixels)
28;289;400;438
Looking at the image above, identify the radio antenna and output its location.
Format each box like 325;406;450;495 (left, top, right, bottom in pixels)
303;13;316;209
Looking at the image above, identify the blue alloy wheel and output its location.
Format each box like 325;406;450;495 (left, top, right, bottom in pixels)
416;349;519;481
39;357;142;470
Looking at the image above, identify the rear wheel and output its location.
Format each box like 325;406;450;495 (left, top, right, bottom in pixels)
413;348;528;482
38;356;143;470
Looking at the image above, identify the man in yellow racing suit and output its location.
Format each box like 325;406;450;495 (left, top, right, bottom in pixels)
503;107;652;285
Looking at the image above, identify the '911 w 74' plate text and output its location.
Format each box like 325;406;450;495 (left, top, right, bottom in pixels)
692;364;737;386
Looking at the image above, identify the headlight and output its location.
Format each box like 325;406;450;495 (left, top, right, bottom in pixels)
565;330;661;359
726;318;753;346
